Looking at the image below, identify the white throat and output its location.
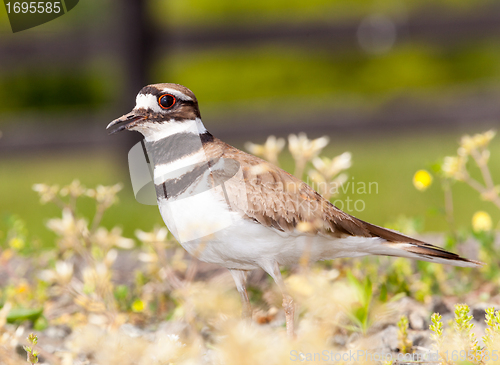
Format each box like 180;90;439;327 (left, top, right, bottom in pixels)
131;118;207;142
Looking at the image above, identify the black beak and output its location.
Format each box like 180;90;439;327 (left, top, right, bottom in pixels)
106;112;145;135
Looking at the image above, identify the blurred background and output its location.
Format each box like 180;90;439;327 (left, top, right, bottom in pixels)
1;0;499;248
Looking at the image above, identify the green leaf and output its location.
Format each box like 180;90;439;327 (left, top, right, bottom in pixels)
363;276;372;307
33;316;49;331
114;284;129;301
379;283;387;303
6;307;43;323
346;271;362;292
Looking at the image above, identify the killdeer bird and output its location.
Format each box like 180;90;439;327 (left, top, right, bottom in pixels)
107;83;480;336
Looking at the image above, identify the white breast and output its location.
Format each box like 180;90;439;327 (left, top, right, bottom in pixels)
154;153;384;270
158;185;240;244
157;189;383;271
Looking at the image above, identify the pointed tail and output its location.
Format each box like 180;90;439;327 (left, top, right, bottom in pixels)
359;219;482;268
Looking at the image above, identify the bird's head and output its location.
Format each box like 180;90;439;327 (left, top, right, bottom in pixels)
107;83;205;141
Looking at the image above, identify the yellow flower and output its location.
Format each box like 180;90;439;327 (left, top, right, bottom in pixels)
8;237;25;250
16;282;30;294
131;299;145;312
413;170;433;191
472;211;492;232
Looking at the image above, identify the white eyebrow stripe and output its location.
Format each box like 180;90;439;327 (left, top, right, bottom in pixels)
160;88;193;102
135;94;162;113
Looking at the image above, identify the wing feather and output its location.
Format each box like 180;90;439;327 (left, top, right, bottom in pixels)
209;139;366;237
203;138;481;267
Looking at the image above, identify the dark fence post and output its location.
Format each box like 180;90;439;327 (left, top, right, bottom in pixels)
119;0;157;153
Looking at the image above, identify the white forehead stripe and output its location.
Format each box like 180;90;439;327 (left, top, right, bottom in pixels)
160;88;193;102
135;94;163;113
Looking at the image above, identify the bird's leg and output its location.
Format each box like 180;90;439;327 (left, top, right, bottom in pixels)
269;262;295;337
229;269;252;319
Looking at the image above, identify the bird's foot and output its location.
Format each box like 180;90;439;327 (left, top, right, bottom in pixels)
282;294;295;338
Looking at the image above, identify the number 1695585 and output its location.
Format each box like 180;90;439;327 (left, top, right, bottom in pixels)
5;2;62;14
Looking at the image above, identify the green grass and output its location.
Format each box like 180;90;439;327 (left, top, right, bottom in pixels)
0;148;164;249
0;131;498;250
152;0;497;27
317;130;500;232
3;40;500;122
161;42;500;115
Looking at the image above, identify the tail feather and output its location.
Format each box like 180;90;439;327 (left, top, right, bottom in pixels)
387;242;481;268
357;219;482;268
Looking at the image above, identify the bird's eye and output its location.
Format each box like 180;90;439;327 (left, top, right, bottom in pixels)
158;94;176;109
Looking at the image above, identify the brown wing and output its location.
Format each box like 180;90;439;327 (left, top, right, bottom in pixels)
208;139;371;237
203;138;481;267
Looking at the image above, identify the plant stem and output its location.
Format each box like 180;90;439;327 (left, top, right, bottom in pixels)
463;175;500;210
443;180;456;238
294;159;305;180
90;203;105;234
471;149;495;190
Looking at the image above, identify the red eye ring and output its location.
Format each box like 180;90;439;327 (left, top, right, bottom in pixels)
158;94;176;110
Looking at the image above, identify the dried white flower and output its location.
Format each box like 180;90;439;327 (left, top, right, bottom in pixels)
92;227;134;250
288;133;329;161
441;156;467;180
46;209;89;251
460;130;496;154
245;135;285;165
39;261;74;286
33;183;60;204
60;180;86;197
135;227;168;244
311;152;351;180
86;184;122;208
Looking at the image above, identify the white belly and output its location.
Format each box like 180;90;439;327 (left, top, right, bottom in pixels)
157;190;381;271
